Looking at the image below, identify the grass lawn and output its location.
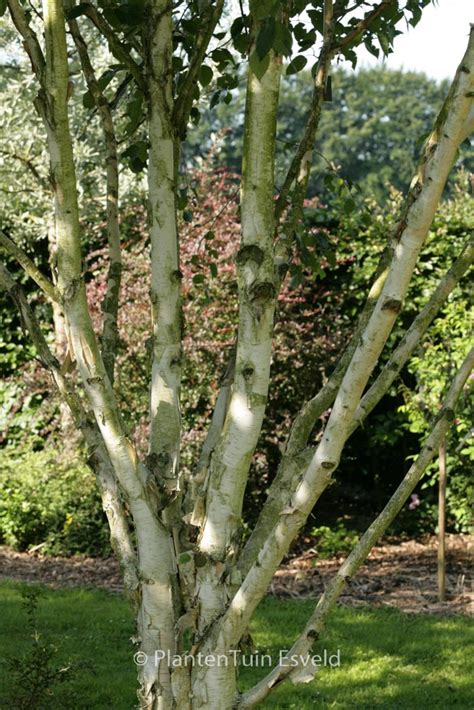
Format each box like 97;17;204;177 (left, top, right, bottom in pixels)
0;580;472;708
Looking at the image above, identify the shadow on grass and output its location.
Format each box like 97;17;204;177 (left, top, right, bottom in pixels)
0;581;472;709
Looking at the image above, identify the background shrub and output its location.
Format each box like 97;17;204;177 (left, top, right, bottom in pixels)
0;447;110;556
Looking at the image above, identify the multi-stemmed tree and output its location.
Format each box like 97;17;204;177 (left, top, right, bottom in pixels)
1;1;473;707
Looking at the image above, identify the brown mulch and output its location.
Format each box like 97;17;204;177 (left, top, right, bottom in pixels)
0;534;472;616
272;534;473;616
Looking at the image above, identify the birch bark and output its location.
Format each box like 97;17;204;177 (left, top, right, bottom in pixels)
38;1;177;704
189;21;283;708
146;1;182;503
194;50;282;651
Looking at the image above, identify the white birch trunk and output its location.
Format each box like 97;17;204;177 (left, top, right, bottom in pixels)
190;24;282;706
39;1;177;705
195;58;280;578
146;1;182;497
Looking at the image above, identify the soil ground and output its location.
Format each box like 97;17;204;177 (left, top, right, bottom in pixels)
1;533;472;616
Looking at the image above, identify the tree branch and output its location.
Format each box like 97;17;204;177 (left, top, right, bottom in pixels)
0;229;60;304
197;42;282;568
333;0;396;53
460;101;474;142
0;148;50;191
38;7;177;695
145;0;182;507
187;344;236;526
173;0;225;137
240;230;473;577
7;0;45;81
351;236;474;432
80;1;147;94
68;16;122;384
274;5;335;225
239;241;392;575
274;0;400;229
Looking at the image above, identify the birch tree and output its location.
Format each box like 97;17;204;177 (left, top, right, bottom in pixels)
1;0;473;708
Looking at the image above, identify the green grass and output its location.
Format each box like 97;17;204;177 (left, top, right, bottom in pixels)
0;580;473;709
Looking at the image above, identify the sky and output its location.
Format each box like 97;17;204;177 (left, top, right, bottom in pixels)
342;0;473;81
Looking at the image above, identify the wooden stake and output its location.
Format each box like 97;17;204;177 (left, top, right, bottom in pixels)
437;434;447;601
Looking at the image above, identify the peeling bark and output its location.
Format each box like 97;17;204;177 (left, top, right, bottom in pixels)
145;0;182;510
195;50;282;655
41;1;177;705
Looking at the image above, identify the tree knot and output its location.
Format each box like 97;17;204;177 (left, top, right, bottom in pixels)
381;298;402;314
236;244;265;267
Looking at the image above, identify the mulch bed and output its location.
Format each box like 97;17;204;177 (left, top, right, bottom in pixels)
271;534;473;616
1;534;472;616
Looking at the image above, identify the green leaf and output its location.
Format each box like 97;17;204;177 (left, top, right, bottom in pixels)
343;197;356;215
289;264;303;289
122;1;145;25
209;263;218;278
124;93;144;137
217;74;239;91
286;55;307;75
231;16;246;40
122;141;148;173
377;32;391;57
199;65;213;87
182;17;200;33
256;17;276;60
177;189;188;211
173;56;184;72
103;8;123;28
249;51;270;81
97;69;116;91
307;9;323;33
273;21;293;56
178;552;192;564
409;4;423;27
190;107;200;125
250;0;278;21
233;33;251;55
192;274;205;285
364;37;380;58
295;27;316;52
211;48;234;69
342;48;358;69
210;91;221;109
82;90;95;109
